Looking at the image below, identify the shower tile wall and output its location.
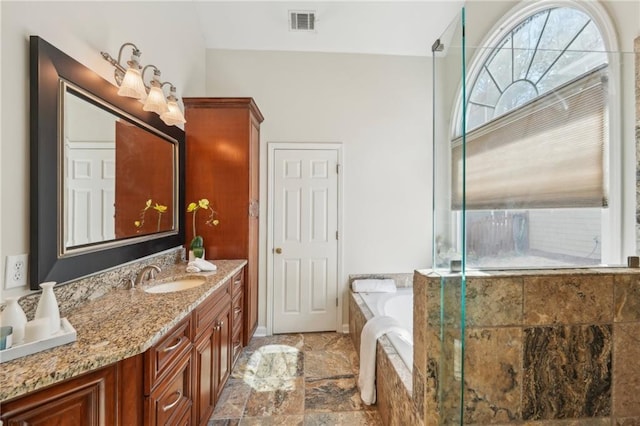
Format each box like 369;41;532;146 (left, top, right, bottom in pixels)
413;269;640;425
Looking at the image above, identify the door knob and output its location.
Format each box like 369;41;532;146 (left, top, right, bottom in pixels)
275;247;282;254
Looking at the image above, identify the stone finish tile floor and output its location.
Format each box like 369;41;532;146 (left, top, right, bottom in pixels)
209;332;383;425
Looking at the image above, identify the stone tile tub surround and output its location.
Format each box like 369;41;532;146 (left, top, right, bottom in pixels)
413;268;640;425
0;258;247;402
349;283;419;425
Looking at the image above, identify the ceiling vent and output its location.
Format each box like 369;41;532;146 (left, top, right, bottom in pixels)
289;10;316;31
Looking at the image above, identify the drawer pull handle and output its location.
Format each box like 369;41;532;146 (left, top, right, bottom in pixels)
234;307;242;315
162;390;182;412
234;279;242;286
162;337;182;353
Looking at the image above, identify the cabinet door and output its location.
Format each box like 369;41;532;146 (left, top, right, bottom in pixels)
214;304;232;401
0;365;117;426
194;326;215;425
246;118;260;343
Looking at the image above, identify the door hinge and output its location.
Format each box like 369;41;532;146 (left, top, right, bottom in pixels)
335;231;339;240
336;163;340;174
336;297;339;307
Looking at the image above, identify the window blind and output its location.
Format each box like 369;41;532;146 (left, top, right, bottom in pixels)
451;67;608;210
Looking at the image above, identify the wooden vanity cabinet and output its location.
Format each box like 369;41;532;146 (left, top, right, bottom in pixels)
0;267;245;426
184;98;263;346
0;364;119;425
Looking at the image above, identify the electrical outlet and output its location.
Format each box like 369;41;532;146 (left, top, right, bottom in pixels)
5;254;28;289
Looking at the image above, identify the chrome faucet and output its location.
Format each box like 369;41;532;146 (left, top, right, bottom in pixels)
134;264;161;287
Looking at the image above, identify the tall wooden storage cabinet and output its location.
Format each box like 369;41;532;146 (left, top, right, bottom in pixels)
184;98;263;345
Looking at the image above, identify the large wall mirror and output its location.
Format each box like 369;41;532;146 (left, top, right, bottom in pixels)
30;36;185;289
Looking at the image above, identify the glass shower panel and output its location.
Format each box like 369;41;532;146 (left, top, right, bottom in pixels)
432;7;466;425
439;3;633;424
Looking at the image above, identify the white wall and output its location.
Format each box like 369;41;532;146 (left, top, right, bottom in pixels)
205;49;433;328
0;1;207;300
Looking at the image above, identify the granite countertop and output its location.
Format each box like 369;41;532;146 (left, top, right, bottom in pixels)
0;259;247;402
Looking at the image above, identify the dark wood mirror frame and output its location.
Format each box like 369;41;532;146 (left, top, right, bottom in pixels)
29;36;185;289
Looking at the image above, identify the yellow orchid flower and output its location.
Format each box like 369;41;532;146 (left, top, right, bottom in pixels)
188;197;219;238
153;204;168;213
135;199;168;232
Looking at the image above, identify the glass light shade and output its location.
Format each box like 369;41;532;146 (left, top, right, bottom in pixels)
117;68;146;99
143;86;169;115
160;100;186;126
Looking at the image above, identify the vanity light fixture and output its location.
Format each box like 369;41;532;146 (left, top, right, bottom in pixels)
160;85;187;126
101;42;186;126
141;65;169;115
100;43;146;99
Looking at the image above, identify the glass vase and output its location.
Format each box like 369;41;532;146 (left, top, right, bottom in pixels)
1;296;27;344
34;281;60;334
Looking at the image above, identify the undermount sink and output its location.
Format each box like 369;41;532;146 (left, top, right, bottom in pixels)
144;278;206;294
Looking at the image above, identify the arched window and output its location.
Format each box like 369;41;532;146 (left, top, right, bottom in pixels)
462;7;607;134
451;3;620;267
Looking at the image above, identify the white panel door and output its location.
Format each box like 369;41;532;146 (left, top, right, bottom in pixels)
273;149;339;333
65;141;115;247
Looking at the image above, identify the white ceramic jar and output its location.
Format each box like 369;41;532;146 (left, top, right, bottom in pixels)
0;297;27;344
34;281;60;334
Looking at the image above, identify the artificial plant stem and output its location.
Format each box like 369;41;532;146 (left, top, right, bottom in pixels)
192;208;197;238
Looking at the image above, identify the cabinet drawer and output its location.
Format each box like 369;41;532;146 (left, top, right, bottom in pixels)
232;324;243;365
232;292;243;332
146;351;193;426
145;316;192;394
194;282;230;338
231;269;244;298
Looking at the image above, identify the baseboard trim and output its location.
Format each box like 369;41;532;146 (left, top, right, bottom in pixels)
254;325;268;337
342;323;350;334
